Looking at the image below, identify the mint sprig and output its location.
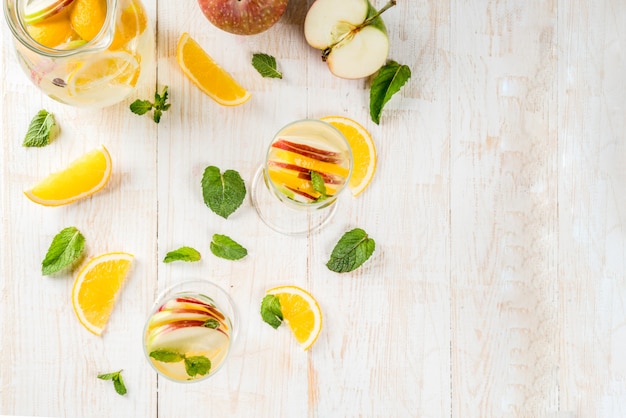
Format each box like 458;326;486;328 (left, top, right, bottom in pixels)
149;349;185;363
41;226;85;275
251;53;282;79
163;246;201;263
260;294;283;329
310;170;327;200
201;166;246;219
149;349;211;378
23;109;59;147
369;61;411;124
210;234;247;260
97;370;127;396
326;228;376;273
130;85;171;123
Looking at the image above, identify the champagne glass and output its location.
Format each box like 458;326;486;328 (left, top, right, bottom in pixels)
251;119;353;235
143;280;237;383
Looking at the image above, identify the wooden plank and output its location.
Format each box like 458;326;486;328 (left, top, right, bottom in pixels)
0;1;159;416
450;1;559;416
306;0;451;416
558;0;626;415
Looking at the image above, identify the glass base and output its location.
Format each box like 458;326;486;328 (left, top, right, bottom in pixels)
250;167;338;236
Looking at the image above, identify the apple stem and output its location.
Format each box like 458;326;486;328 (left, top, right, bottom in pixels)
363;0;397;27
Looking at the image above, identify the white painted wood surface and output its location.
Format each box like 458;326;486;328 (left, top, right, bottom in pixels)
1;0;625;417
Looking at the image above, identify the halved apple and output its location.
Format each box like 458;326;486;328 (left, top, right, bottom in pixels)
304;0;395;79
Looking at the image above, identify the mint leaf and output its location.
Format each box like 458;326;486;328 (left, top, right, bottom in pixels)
149;349;185;363
369;61;411;124
113;374;127;395
203;318;220;329
201;166;246;219
163;246;201;263
326;228;376;273
41;226;85;275
210;234;247;260
153;86;171;123
252;53;282;79
129;100;152;115
260;294;283;329
184;356;211;377
98;370;127;396
97;371;120;381
130;86;170;124
310;171;327;198
23;109;59;147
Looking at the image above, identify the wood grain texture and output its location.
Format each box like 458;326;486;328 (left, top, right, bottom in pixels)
558;0;626;416
1;0;626;417
450;1;559;416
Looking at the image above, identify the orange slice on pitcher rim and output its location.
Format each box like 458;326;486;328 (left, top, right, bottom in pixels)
266;285;322;351
24;145;112;206
320;116;377;197
176;32;251;106
72;252;134;336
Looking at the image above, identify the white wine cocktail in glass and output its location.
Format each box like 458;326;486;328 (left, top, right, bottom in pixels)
143;280;237;383
251;119;353;235
4;0;154;107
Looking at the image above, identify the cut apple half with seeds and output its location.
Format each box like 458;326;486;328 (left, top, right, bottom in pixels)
304;0;396;79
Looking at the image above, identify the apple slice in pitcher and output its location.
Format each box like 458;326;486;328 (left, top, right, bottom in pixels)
24;0;75;25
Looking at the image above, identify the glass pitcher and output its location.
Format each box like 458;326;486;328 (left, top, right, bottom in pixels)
3;0;154;107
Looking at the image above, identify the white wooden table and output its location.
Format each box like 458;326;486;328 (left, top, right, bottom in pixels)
1;1;626;417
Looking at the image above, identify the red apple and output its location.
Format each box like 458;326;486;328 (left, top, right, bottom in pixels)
197;0;289;35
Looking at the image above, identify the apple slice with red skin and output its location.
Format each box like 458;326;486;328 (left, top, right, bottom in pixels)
24;0;75;25
162;298;226;321
272;139;343;163
148;320;228;342
275;138;341;157
268;161;343;184
147;322;229;351
148;309;225;331
285;185;317;201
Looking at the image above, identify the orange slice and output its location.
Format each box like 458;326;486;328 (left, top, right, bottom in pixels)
24;145;112;206
109;0;147;50
72;252;134;336
266;285;322;350
176;32;251;106
70;0;107;42
321;116;377;196
66;51;140;99
27;14;74;48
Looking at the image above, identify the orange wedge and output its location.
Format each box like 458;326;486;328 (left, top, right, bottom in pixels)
176;32;251;106
24;145;112;206
72;252;134;336
321;116;377;196
266;285;322;350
